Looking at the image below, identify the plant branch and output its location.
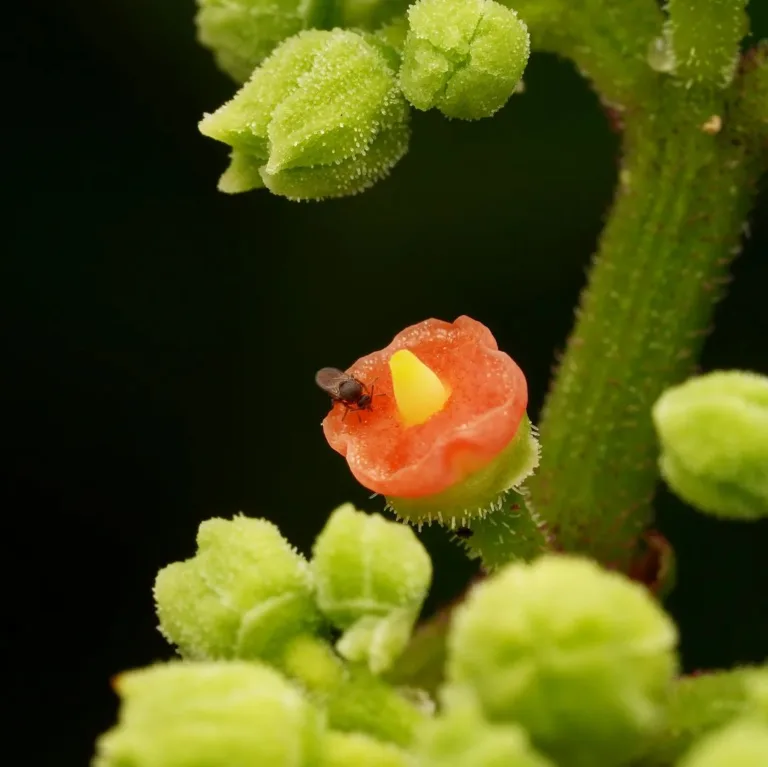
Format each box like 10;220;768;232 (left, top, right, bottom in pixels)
511;0;664;107
526;63;768;569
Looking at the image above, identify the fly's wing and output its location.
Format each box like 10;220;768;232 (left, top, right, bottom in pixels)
315;367;346;398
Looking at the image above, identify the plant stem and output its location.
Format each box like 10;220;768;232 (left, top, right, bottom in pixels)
526;75;767;569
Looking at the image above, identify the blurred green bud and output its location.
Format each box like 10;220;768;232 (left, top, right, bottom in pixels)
416;697;554;767
399;0;529;120
280;634;427;746
93;661;325;767
196;0;413;83
747;668;768;720
678;721;768;767
154;515;320;662
199;29;410;201
641;668;763;765
320;731;409;767
324;665;427;746
652;371;768;520
337;0;412;30
312;503;432;673
195;0;319;83
445;555;678;767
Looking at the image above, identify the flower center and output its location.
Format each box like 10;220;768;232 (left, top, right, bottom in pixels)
388;349;450;427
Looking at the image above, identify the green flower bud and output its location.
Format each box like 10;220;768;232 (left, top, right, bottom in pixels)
195;0;322;83
312;504;432;673
445;555;678;767
320;731;409;767
199;29;410;201
154;515;320;662
652;371;768;520
93;661;324;767
678;721;768;767
399;0;529;120
416;698;554;767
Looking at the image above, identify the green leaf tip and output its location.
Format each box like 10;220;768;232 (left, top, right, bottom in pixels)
199;28;410;201
312;503;432;673
445;555;678;766
153;514;320;662
93;660;324;767
652;370;768;521
400;0;530;120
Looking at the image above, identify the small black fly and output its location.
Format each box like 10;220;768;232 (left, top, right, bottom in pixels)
315;367;376;417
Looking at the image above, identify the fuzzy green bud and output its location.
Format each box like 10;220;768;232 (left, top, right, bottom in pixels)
445;555;678;767
678;721;768;767
416;698;554;767
93;661;324;767
311;504;432;673
154;515;320;662
199;29;410;201
399;0;529;120
652;371;768;521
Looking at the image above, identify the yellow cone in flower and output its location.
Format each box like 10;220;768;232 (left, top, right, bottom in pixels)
389;349;451;427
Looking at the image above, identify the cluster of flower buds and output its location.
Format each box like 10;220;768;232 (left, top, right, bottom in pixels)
97;547;710;767
154;506;432;675
197;0;530;199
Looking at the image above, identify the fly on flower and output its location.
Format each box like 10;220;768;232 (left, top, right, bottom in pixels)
315;367;377;417
320;317;541;527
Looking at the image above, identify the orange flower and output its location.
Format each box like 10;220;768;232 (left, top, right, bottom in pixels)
321;317;538;524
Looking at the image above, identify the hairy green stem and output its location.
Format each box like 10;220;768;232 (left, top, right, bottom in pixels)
527;72;768;569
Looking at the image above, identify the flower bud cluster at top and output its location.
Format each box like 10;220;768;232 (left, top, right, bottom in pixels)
196;0;530;200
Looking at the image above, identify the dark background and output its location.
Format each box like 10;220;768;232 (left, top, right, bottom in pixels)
6;1;768;764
